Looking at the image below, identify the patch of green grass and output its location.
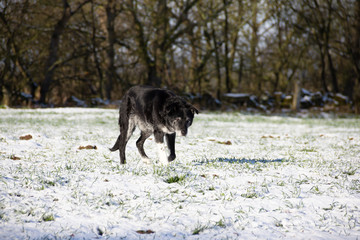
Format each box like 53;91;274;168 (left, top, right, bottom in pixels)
165;175;186;184
300;148;317;153
192;223;208;235
274;219;284;228
277;181;286;186
241;192;258;199
41;179;56;187
343;168;357;176
96;226;106;236
0;212;6;220
310;185;322;195
215;218;226;228
42;213;55;222
349;180;360;193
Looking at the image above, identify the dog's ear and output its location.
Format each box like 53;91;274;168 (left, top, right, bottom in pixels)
188;104;199;115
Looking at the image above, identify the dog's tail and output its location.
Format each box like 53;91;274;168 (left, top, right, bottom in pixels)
109;135;120;151
109;91;131;152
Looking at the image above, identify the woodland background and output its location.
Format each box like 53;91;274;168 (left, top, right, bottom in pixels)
1;0;360;111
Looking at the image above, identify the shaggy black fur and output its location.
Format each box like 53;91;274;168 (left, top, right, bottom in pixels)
110;85;198;164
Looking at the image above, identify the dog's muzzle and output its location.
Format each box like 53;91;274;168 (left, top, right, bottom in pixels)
176;129;187;136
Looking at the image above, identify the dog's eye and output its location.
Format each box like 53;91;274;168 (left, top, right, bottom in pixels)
173;117;181;124
186;119;192;127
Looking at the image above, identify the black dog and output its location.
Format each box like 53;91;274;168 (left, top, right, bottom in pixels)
110;85;198;164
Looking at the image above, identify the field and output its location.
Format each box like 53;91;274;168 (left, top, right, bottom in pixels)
0;108;359;239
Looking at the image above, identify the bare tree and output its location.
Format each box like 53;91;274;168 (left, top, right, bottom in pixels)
40;0;91;104
291;0;338;93
126;0;198;87
105;0;117;100
0;0;358;109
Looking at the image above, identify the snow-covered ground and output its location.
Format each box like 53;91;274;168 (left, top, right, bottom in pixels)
0;108;359;239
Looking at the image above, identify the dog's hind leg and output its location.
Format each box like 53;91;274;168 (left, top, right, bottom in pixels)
136;131;152;164
118;117;136;164
165;133;176;162
111;93;136;164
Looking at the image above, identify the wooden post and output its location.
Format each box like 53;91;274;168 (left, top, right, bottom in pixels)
292;80;300;111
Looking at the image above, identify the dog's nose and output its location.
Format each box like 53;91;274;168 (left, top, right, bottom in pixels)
181;129;187;136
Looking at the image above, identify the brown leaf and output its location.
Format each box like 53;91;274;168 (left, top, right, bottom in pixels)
10;155;21;160
20;134;32;140
261;135;279;139
218;140;232;145
78;145;97;150
136;230;155;234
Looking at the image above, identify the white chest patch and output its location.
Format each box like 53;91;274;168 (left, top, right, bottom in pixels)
159;125;174;134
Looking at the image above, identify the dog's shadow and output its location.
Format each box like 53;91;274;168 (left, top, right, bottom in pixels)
194;157;287;165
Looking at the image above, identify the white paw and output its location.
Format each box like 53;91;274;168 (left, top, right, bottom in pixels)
157;143;169;165
141;157;152;165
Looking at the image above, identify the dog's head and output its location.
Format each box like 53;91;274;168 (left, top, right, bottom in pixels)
162;96;199;136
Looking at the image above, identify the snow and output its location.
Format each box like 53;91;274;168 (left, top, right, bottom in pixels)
223;93;251;98
0;108;359;239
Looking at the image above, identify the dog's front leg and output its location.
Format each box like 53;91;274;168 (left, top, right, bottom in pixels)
136;131;152;164
154;130;169;165
166;133;176;162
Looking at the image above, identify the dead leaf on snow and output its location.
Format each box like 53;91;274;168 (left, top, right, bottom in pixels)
261;135;280;139
20;134;32;140
218;140;232;145
78;145;97;150
136;230;155;234
10;155;21;160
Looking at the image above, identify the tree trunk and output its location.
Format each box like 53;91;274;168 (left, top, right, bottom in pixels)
40;0;71;104
91;1;103;99
354;0;360;84
40;0;90;104
291;80;300;111
319;48;328;93
223;0;231;93
237;54;244;92
250;0;258;92
353;0;360;113
153;0;168;87
273;71;280;93
129;1;158;87
190;34;199;93
212;28;222;99
105;0;116;100
324;1;338;93
148;65;160;87
326;49;338;93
